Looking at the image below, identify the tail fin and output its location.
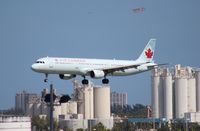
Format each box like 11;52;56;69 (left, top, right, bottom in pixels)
137;39;156;62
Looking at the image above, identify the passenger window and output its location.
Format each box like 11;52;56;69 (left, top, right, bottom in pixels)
36;61;45;64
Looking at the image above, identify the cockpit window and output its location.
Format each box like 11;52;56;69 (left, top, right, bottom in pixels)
36;61;45;64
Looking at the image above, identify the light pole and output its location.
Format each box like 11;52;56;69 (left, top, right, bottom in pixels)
50;84;54;131
185;118;189;131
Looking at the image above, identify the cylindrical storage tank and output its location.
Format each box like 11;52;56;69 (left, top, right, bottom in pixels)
84;86;94;119
33;103;41;116
175;77;188;118
77;102;84;115
94;87;110;119
163;74;173;121
195;71;200;112
41;102;48;115
25;103;33;116
69;101;77;114
77;89;84;115
61;103;68;115
53;105;61;120
188;78;196;112
158;77;164;118
151;69;161;118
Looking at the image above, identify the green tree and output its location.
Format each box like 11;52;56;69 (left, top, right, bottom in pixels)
112;122;124;131
76;128;84;131
189;123;200;131
92;122;107;131
157;124;170;131
111;104;147;118
53;120;60;131
171;121;184;131
32;116;48;131
63;126;73;131
31;116;60;131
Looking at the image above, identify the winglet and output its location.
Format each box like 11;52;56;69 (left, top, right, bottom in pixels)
137;39;156;62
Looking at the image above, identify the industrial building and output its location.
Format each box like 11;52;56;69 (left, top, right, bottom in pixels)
0;116;31;131
151;64;200;122
15;91;39;114
16;80;113;130
110;91;127;108
61;80;114;130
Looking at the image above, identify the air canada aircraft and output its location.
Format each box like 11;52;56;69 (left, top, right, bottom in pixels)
31;39;158;84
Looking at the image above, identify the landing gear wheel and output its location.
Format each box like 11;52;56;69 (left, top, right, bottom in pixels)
44;74;48;83
102;78;109;84
44;78;48;83
82;79;89;85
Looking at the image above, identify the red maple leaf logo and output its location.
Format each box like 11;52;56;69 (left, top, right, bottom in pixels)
145;48;153;59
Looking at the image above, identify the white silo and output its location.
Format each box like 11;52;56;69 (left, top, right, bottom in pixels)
26;103;33;116
158;77;164;118
94;86;110;119
175;77;188;118
151;68;161;118
195;71;200;112
77;101;84;116
33;103;41;116
53;105;61;120
73;80;94;119
83;85;94;119
41;102;48;115
72;79;84;115
68;101;77;114
76;87;84;115
187;78;196;112
162;68;173;121
61;103;68;115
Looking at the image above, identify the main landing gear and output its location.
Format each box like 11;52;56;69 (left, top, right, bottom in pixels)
82;79;89;85
44;74;48;83
81;76;109;85
102;78;109;84
82;76;89;85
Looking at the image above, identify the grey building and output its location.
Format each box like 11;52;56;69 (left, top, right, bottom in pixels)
15;91;39;113
110;91;127;108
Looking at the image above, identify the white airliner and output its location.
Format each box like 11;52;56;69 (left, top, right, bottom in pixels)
31;39;158;84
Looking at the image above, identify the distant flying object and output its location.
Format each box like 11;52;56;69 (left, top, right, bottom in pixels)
31;39;158;84
133;7;145;14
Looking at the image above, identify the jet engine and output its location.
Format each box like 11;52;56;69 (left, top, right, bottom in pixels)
137;65;148;71
90;70;105;78
59;74;76;80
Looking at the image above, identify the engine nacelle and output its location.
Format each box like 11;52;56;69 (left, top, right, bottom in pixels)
90;70;105;78
137;65;148;71
59;74;76;80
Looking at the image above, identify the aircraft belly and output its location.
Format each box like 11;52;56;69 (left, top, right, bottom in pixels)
48;64;81;75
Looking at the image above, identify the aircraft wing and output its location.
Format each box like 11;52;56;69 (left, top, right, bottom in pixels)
145;63;168;70
151;63;168;67
93;62;150;74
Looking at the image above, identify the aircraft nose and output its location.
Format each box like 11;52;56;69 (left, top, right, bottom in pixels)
31;64;39;71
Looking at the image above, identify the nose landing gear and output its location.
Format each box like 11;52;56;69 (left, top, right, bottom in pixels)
44;74;48;83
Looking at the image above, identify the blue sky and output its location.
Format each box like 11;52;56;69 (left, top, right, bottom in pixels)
0;0;200;109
